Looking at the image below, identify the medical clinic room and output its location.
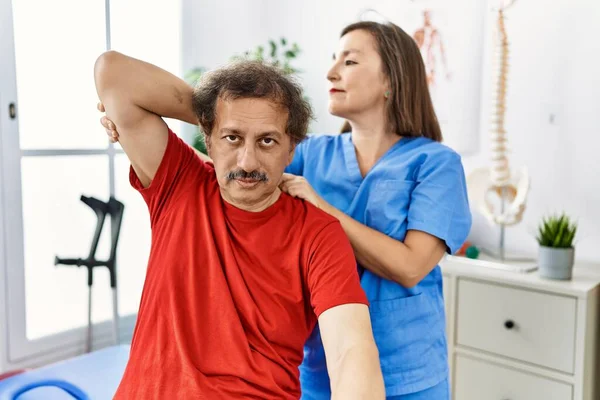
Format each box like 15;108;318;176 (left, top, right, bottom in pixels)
1;0;599;399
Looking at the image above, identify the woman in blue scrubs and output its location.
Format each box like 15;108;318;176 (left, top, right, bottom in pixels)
280;21;472;399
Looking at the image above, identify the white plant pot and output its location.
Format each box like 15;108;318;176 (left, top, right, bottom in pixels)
538;246;575;280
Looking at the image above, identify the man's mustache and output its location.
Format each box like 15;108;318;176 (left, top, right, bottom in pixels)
226;170;268;182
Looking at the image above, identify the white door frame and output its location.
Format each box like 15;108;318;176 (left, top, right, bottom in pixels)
0;0;11;370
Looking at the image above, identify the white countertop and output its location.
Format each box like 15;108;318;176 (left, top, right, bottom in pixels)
440;254;600;298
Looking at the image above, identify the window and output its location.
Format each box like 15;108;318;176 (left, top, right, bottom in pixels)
1;0;181;362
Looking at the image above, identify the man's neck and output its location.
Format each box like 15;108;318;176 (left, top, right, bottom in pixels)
221;187;283;212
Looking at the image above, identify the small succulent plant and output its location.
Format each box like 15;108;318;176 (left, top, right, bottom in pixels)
536;213;577;248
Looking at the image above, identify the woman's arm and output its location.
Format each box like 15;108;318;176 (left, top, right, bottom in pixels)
280;173;447;288
323;204;446;288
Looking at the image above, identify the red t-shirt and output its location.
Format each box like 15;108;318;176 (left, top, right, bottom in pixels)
113;130;368;399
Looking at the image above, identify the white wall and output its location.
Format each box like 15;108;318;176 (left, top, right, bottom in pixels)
182;0;600;263
181;0;383;135
464;0;600;262
259;0;369;135
182;0;485;147
181;0;277;142
182;0;270;72
267;0;486;153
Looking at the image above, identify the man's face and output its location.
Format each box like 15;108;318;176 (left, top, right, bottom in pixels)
207;97;295;211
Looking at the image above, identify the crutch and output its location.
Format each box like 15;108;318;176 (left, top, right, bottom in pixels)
54;195;124;353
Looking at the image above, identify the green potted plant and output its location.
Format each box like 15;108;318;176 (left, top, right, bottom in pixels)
536;213;577;280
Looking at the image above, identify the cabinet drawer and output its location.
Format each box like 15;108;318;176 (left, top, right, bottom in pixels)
454;355;572;400
456;279;576;373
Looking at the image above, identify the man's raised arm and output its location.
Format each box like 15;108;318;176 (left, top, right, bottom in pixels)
94;51;197;187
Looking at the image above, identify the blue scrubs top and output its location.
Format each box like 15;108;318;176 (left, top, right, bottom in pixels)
285;133;472;397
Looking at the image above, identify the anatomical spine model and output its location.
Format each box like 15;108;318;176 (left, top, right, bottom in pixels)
467;0;530;252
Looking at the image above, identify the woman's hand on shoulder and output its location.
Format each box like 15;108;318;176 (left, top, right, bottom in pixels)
280;173;327;210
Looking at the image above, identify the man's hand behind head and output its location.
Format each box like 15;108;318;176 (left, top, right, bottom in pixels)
97;102;120;143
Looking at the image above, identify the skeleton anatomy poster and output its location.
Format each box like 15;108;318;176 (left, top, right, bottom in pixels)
369;0;488;153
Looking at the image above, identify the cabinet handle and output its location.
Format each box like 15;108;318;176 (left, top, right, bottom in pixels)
9;103;17;119
504;320;515;330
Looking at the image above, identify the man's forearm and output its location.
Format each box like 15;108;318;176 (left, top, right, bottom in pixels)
330;342;385;399
94;51;197;125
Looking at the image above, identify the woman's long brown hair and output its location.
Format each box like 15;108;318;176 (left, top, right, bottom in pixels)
338;21;442;142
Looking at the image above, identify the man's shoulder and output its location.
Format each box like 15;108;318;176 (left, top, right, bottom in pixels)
281;194;343;239
166;157;219;203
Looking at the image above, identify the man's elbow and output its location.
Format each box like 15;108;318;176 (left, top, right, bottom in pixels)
94;50;123;93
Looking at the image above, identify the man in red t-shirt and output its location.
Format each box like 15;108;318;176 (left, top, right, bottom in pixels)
94;51;384;399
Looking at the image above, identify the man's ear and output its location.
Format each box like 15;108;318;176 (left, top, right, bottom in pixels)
287;143;296;165
204;132;212;154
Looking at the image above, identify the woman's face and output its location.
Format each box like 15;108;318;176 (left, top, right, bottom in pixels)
327;29;389;120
